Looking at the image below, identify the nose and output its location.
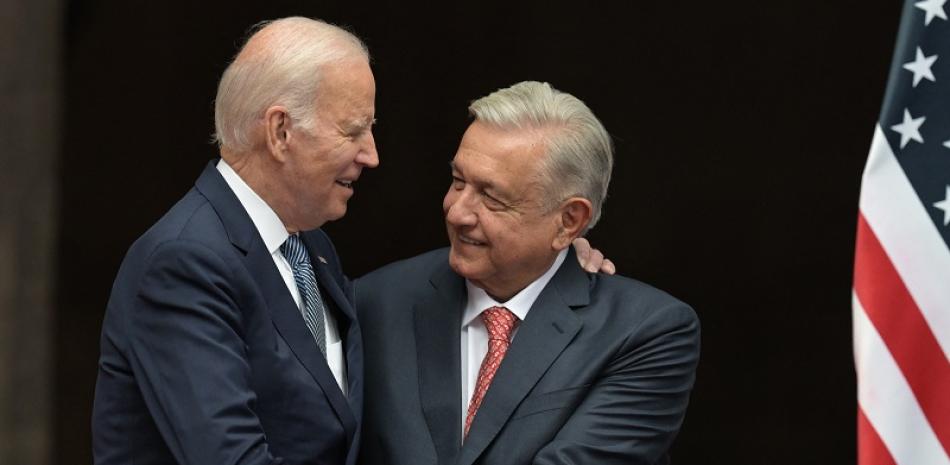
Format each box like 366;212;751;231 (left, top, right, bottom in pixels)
357;131;379;168
444;187;477;227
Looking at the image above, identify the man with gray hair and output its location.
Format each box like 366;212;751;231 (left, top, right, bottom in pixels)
357;81;700;465
90;15;617;465
93;17;376;465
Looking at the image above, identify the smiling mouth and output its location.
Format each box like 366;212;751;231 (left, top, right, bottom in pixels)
335;180;354;189
457;234;485;246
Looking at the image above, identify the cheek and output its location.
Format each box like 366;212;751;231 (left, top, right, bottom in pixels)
318;142;352;173
343;144;363;167
490;219;544;252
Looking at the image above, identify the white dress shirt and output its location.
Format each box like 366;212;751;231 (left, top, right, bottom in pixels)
460;248;567;428
217;160;347;395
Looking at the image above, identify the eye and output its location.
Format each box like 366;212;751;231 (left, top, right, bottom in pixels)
347;120;375;139
451;175;465;190
483;193;506;210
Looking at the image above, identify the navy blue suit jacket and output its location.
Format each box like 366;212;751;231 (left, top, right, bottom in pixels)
356;248;699;465
93;162;363;465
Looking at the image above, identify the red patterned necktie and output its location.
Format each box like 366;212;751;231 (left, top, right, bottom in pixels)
464;306;519;438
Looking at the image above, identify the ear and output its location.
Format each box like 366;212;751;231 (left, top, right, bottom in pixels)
263;105;291;161
552;197;593;250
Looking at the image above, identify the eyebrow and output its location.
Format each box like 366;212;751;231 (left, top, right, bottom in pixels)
346;117;376;131
449;161;510;199
449;161;475;182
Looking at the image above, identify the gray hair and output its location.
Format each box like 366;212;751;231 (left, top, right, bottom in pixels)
213;17;369;151
468;81;614;231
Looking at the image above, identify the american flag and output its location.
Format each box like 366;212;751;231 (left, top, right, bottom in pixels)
853;0;950;464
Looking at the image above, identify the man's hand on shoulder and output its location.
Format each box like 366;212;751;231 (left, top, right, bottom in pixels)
572;237;616;275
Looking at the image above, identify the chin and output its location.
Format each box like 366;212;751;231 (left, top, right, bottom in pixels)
324;204;348;222
447;248;482;281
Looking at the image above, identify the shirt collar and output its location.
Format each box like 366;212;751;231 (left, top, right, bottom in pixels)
462;248;568;327
216;159;289;254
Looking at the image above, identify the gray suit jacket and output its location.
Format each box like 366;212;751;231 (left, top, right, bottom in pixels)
356;247;699;465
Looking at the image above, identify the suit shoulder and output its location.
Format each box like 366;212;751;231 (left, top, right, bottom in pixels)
116;188;236;281
129;189;228;255
354;248;450;312
591;273;698;324
358;247;449;285
110;188;236;300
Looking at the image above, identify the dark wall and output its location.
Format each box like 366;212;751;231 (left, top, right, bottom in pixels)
59;1;901;463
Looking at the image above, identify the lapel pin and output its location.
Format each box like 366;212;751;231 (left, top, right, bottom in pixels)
317;256;328;264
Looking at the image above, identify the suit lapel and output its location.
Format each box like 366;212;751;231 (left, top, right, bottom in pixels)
302;235;357;323
416;266;465;465
244;239;355;435
302;233;364;422
457;248;590;465
195;162;357;443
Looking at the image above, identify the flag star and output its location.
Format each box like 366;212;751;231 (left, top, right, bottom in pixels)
915;0;948;25
890;109;926;148
934;185;950;226
902;47;938;86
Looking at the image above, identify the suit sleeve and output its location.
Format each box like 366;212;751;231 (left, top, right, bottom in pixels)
123;240;283;465
533;303;701;465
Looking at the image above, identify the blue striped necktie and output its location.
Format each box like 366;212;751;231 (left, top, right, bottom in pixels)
280;235;327;358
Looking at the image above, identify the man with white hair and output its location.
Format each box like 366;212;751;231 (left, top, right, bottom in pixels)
92;17;377;465
91;15;614;465
357;81;700;465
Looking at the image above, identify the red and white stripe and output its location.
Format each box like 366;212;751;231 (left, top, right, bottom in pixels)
854;126;950;465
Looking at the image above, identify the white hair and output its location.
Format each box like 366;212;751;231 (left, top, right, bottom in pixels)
213;17;368;151
468;81;614;231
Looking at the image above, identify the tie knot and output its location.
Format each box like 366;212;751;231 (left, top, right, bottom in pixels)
280;235;307;267
481;306;518;342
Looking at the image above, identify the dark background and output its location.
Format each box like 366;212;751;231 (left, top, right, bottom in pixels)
56;1;901;463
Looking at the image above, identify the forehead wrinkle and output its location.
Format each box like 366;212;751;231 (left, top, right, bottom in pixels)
452;156;496;190
313;67;374;127
456;150;546;205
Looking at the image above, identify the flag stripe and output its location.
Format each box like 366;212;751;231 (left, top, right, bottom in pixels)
854;293;950;465
855;3;950;463
854;215;950;458
859;126;950;360
858;407;898;465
